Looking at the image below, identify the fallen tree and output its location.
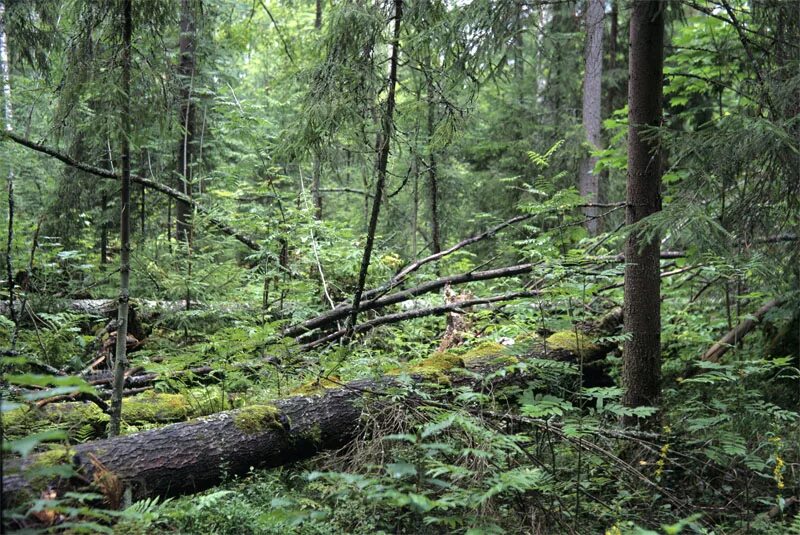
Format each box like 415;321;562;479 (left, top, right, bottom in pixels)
702;296;786;362
286;251;685;339
2;336;607;507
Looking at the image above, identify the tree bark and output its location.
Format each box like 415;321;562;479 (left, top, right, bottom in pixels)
1;0;17;348
312;153;322;220
175;0;196;243
578;0;604;236
622;0;664;423
109;0;133;438
2;341;601;506
426;75;441;254
347;0;403;332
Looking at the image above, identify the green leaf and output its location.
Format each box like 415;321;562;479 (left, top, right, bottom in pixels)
386;462;417;479
3;430;69;457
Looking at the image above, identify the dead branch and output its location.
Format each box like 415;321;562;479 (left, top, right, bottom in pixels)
701;297;786;362
2;132;260;251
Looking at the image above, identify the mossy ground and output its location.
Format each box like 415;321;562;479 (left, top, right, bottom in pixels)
388;341;515;383
290;376;341;396
2;388;228;441
545;331;602;358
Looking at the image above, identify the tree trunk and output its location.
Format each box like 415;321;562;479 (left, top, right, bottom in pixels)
578;0;604;236
315;0;322;30
622;0;664;423
312;153;322;220
347;0;403;332
2;341;603;506
426;75;441;254
1;0;17;348
109;0;133;438
175;0;196;243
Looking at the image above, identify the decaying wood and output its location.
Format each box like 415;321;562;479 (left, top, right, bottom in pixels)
1;340;603;506
701;297;785;362
437;285;475;351
298;290;542;350
287;251;685;340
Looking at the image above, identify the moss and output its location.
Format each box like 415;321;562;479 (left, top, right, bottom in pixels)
545;331;602;358
387;342;517;384
459;342;508;364
233;404;283;434
304;424;323;446
290;376;341;396
123;391;190;423
3;404;110;440
30;447;77;469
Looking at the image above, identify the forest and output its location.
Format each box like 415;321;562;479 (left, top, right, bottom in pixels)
0;0;798;533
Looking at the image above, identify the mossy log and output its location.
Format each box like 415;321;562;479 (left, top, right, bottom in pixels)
2;388;229;441
2;337;608;507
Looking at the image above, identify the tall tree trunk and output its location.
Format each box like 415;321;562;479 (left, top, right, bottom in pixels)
607;0;620;113
310;2;323;220
109;0;133;438
0;0;17;348
622;0;664;424
175;0;196;243
100;192;108;265
347;0;403;332
314;0;322;29
426;76;441;254
578;0;604;236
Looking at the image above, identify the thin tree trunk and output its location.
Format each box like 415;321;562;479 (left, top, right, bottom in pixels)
315;0;322;29
109;0;133;438
622;0;664;424
1;0;17;348
347;0;403;332
312;153;322;220
100;192;109;264
175;0;196;243
426;75;441;254
578;0;604;236
607;0;620;112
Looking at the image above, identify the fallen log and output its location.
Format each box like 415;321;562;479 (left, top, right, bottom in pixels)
286;251;685;339
2;388;230;442
1;337;604;506
298;290;542;350
701;297;786;362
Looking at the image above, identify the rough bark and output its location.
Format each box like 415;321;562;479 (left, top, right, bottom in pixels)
578;0;604;236
109;0;133;438
2;341;600;506
622;0;664;422
347;0;403;332
1;0;17;348
175;0;196;242
426;75;442;254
